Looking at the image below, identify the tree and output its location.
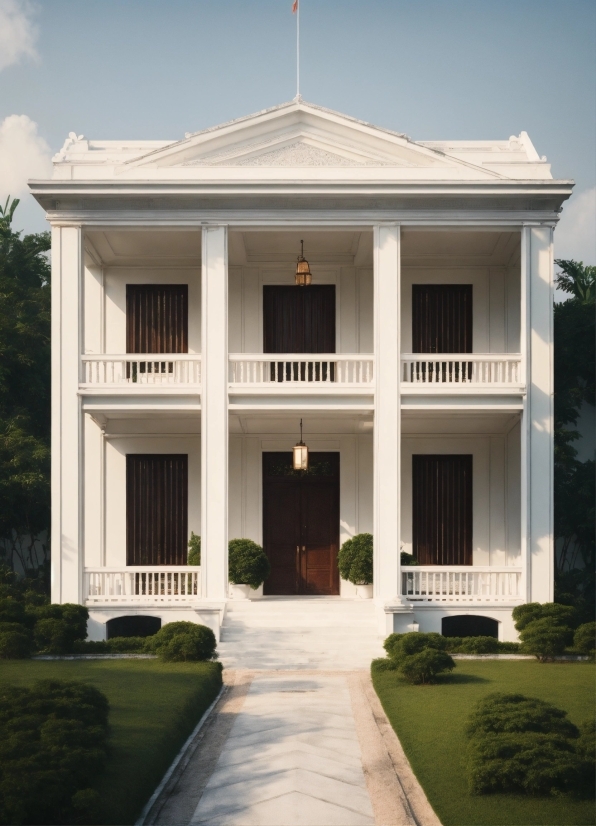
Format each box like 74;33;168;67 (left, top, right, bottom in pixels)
0;198;51;576
553;260;595;620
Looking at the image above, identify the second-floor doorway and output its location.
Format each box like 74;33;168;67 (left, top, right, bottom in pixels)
412;284;472;353
263;285;336;353
127;284;188;354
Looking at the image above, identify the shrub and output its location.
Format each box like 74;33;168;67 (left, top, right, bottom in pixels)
455;636;500;654
399;649;455;684
0;625;33;659
573;622;596;656
0;679;109;825
337;533;373;585
147;621;217;662
72;636;148;655
576;719;596;796
228;538;271;589
383;633;404;659
400;551;417;566
387;631;449;664
188;532;201;566
512;602;577;631
467;731;581;795
519;617;573;661
466;693;579;739
32;603;88;655
465;692;587;797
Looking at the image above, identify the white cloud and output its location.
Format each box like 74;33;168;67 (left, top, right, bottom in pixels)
554;186;596;266
0;0;38;71
0;114;52;203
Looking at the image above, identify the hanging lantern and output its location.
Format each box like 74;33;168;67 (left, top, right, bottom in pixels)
293;419;309;471
295;239;312;287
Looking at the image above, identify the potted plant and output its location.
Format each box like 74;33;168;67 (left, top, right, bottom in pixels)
228;539;271;599
187;532;201;565
338;533;373;598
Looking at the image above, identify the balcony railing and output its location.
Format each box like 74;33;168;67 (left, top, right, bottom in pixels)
400;354;522;386
401;566;522;603
81;355;201;386
85;567;201;603
229;354;374;386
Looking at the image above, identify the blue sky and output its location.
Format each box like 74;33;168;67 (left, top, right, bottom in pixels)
1;0;594;261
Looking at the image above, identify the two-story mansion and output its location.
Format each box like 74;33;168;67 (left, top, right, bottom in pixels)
30;101;572;649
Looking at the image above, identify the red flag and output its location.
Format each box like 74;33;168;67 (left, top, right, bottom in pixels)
292;0;298;13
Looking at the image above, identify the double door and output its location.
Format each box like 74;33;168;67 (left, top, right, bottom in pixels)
263;453;340;595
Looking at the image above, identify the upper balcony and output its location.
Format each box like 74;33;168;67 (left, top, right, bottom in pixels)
80;226;524;405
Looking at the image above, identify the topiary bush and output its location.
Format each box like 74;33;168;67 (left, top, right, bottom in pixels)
187;532;201;566
519;617;573;661
147;621;217;662
400;551;417;566
0;679;109;825
573;622;596;657
32;603;89;655
466;693;580;739
465;692;587;796
228;538;271;589
453;636;500;654
383;631;454;684
399;649;456;684
0;623;33;659
337;533;373;585
512;602;577;632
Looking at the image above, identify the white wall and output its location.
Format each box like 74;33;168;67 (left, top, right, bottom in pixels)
228;266;374;353
228;433;373;596
91;267;202;354
401;267;520;353
83;416;201;568
401;434;520;566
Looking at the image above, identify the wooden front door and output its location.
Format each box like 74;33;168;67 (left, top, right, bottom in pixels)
126;454;188;565
263;452;340;595
263;285;336;353
412;454;473;565
412;284;472;353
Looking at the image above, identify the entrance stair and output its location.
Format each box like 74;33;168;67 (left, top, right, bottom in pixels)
218;597;386;670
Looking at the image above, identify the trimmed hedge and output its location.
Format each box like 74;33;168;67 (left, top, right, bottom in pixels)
383;632;455;684
145;621;217;662
465;692;594;797
573;622;596;657
0;679;109;825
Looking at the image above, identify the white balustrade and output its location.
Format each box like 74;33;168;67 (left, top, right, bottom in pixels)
229;354;374;385
81;355;201;386
401;566;522;603
85;567;201;603
400;354;521;386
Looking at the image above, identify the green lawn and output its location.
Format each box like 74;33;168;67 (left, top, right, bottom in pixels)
0;658;223;825
372;659;595;826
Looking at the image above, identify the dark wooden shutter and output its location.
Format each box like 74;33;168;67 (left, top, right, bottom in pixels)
126;454;188;566
412;285;472;353
412;455;472;565
126;285;188;353
263;285;336;353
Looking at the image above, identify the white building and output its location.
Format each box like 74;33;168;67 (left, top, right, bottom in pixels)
30;101;572;650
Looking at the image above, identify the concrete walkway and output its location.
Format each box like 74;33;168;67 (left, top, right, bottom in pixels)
147;670;442;826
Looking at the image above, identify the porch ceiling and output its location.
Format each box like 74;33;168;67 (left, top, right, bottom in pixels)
229;411;373;436
401;410;520;435
85;228;202;268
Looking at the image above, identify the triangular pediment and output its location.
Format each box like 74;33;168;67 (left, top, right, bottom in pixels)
123;101;503;178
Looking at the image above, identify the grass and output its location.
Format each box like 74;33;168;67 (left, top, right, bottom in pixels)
372;659;595;826
0;658;223;825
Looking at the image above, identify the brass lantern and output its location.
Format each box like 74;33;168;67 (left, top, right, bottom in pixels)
295;239;312;287
293;419;309;471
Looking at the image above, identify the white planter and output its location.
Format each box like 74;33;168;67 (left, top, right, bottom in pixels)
249;583;264;600
229;583;252;600
356;584;373;599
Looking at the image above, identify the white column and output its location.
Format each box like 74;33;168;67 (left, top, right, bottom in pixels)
201;226;229;600
51;226;83;604
522;225;554;603
373;225;401;602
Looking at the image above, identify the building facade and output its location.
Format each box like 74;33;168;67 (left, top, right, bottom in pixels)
31;101;573;643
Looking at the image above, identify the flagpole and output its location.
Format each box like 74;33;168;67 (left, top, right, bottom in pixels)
296;0;300;101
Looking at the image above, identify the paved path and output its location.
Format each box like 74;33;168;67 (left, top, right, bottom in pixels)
148;670;441;826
